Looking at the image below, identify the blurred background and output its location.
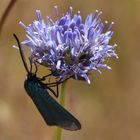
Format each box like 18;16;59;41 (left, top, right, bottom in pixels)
0;0;140;140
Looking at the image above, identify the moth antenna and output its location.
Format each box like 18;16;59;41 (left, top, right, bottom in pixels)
13;34;30;73
29;57;38;74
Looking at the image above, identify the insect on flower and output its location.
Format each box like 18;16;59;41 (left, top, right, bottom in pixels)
13;34;81;131
13;6;118;131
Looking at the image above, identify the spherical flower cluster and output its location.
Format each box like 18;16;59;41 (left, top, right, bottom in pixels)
19;6;118;84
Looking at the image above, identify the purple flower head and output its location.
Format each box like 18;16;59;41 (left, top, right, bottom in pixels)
19;6;118;84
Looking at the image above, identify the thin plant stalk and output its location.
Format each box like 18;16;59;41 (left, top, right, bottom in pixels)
0;0;17;34
56;81;67;140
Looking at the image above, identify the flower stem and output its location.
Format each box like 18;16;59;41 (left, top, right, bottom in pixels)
0;0;17;34
56;81;67;140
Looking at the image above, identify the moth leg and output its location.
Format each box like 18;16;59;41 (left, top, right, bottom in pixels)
56;82;59;97
46;75;73;86
34;62;38;74
40;71;56;81
47;86;59;98
43;82;59;98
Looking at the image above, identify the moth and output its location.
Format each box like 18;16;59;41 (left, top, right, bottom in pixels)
13;34;81;131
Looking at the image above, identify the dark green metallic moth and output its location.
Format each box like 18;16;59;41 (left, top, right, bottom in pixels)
13;34;81;131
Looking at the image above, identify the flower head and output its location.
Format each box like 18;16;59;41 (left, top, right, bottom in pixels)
19;6;118;84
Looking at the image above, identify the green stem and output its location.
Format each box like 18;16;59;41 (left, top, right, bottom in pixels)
56;81;67;140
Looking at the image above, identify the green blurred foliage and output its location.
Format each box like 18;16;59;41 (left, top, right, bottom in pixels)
0;0;140;140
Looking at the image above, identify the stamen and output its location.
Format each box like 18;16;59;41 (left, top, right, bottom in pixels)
54;5;58;20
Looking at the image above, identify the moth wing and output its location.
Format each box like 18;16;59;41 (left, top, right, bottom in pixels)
31;87;81;131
